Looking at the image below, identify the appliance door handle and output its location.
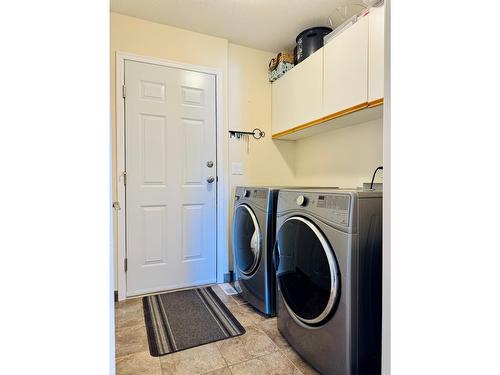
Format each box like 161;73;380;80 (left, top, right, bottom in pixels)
272;241;280;272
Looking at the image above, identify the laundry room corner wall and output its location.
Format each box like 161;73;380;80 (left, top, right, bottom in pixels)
110;13;297;289
109;12;381;289
110;12;229;290
293;118;383;188
227;43;296;270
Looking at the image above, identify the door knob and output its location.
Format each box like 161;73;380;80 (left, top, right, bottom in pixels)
207;176;215;183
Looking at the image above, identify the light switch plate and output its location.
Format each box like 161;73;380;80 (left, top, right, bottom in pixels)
231;162;243;175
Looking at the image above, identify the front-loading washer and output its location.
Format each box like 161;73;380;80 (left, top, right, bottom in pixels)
232;186;280;316
274;188;383;375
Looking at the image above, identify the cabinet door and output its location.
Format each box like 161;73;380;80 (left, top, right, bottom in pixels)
272;68;295;135
323;15;369;115
292;48;323;127
272;49;323;135
368;5;385;101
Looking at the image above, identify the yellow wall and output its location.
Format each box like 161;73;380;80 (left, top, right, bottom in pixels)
110;12;383;288
110;11;229;201
294;118;383;188
110;13;229;288
110;13;296;287
228;44;296;186
227;44;296;268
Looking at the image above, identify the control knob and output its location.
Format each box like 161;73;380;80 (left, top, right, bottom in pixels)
244;189;251;198
296;195;307;206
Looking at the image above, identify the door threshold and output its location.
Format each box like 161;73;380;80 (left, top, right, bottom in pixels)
124;282;218;300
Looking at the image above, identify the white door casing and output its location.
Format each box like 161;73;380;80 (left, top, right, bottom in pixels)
124;60;217;296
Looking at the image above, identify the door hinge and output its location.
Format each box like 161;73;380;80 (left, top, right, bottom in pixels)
122;85;126;98
121;171;127;185
124;258;128;272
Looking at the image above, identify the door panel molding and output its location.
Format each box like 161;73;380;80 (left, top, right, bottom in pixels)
115;52;228;301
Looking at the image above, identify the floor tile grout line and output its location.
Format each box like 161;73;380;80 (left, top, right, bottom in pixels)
278;348;305;375
215;339;231;370
225;349;279;368
280;347;312;375
253;320;305;374
115;321;147;333
226;345;300;373
156;353;164;375
218;297;238;374
115;325;150;359
219;323;280;367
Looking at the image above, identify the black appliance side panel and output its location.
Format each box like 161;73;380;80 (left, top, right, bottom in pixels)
267;190;280;315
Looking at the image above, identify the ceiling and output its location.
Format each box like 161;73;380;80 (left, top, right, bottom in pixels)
110;0;365;53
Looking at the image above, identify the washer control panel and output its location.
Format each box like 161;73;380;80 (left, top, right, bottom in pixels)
252;189;267;199
316;194;350;226
235;187;268;200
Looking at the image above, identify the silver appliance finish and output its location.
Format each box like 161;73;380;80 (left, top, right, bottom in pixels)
275;188;382;375
232;186;281;316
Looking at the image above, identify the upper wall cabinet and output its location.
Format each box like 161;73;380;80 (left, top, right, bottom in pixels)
271;49;323;136
271;6;385;140
368;5;385;101
294;49;323;128
271;63;295;136
323;15;369;116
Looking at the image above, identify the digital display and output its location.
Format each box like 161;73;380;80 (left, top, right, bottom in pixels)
317;195;326;208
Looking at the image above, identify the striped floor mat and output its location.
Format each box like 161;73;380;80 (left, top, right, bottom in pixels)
142;286;245;356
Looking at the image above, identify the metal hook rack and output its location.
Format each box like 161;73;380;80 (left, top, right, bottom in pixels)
228;128;265;140
229;128;265;153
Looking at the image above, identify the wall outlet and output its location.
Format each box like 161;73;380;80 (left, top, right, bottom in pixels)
231;162;243;175
362;182;383;191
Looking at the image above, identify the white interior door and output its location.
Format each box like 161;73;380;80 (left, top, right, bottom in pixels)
124;60;217;296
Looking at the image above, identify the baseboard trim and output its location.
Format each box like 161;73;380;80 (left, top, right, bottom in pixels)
223;271;234;283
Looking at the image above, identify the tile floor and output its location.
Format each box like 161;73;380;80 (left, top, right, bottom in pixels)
115;284;319;375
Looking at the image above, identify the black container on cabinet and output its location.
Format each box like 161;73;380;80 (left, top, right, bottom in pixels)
295;26;332;64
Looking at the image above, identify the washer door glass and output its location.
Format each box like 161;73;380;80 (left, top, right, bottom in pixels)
276;216;340;325
233;204;262;276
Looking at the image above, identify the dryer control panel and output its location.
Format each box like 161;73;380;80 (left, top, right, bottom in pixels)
316;194;350;226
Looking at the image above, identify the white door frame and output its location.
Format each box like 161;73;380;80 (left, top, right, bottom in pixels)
115;52;228;301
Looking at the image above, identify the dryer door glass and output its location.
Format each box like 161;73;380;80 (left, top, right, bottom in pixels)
276;216;340;325
233;204;262;276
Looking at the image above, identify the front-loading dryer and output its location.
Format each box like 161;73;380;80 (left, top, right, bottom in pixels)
232;186;280;316
274;188;383;375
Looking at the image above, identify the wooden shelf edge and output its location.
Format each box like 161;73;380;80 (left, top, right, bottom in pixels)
367;98;384;108
272;98;384;139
